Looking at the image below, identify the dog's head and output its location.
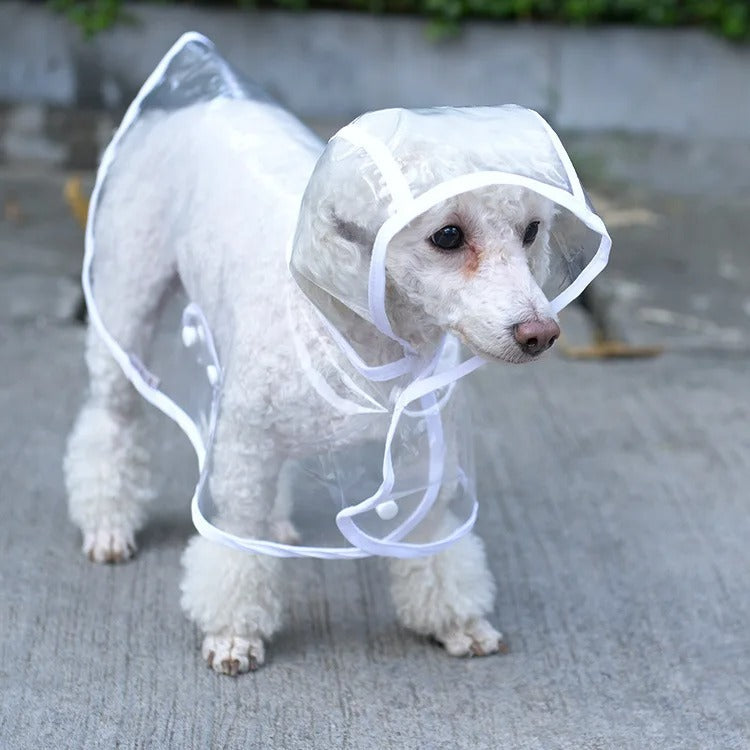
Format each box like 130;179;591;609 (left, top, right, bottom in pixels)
293;128;572;364
384;182;559;364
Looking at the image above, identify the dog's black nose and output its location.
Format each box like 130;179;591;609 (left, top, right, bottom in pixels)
513;319;560;356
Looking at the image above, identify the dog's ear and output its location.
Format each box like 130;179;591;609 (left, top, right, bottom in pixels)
331;212;375;255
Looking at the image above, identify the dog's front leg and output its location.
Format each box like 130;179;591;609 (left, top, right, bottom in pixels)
388;413;506;657
180;398;283;676
389;512;506;657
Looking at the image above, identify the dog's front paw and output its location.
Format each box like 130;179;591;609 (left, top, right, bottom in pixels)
435;618;508;658
83;527;136;563
202;633;265;676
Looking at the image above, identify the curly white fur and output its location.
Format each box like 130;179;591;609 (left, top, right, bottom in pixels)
65;97;560;673
65;326;155;562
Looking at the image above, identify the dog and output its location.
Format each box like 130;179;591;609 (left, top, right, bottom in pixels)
64;95;560;675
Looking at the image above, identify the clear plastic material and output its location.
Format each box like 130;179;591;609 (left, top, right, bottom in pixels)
291;105;609;333
84;32;610;560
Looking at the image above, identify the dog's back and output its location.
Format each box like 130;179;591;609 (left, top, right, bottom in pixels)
93;97;324;351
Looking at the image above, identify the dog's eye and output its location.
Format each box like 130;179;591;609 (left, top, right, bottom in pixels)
430;225;464;251
522;221;540;247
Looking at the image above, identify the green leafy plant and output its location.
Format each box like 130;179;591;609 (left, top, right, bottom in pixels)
49;0;126;37
49;0;750;40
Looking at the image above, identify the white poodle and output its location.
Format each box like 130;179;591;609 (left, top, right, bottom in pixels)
64;96;561;675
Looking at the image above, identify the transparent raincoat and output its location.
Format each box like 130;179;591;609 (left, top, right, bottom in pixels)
84;33;611;560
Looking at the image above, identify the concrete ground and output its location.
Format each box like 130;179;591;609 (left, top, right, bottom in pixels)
1;161;749;750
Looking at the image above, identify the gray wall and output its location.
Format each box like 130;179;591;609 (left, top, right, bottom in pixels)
1;1;749;139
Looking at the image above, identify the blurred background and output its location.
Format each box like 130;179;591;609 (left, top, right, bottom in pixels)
1;2;749;749
2;0;749;344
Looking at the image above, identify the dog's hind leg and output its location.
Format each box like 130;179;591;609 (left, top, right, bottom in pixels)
65;327;153;562
180;377;285;675
64;208;175;563
270;457;301;545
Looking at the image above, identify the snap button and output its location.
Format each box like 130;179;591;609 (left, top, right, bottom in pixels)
206;364;219;385
181;325;198;347
376;500;398;521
